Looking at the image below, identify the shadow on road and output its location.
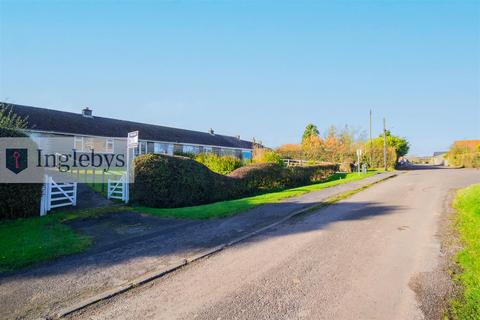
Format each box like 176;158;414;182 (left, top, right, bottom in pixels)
397;164;452;171
0;200;400;282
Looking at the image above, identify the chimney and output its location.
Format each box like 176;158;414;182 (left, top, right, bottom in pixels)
209;128;215;135
82;107;93;118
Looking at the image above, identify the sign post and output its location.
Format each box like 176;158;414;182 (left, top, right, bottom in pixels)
356;149;362;174
126;131;139;204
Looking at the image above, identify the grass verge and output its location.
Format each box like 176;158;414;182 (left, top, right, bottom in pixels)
133;171;379;219
0;206;126;273
450;184;480;319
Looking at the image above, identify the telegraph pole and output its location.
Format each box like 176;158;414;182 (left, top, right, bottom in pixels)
383;117;387;171
369;109;372;167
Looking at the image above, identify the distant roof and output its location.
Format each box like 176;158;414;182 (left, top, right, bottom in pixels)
5;103;253;149
454;140;480;150
433;151;447;156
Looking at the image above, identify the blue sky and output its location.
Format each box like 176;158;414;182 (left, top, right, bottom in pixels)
0;0;478;155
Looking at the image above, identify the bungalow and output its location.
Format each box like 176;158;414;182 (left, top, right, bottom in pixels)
5;103;254;160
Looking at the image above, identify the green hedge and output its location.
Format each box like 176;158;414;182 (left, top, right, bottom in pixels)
229;162;338;192
195;153;243;175
228;162;288;191
0;128;43;220
132;154;338;208
132;154;238;208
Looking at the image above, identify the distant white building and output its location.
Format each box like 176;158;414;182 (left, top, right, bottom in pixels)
432;151;448;166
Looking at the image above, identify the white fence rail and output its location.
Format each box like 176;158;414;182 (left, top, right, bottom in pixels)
282;159;308;167
282;159;335;167
108;173;128;203
40;175;77;216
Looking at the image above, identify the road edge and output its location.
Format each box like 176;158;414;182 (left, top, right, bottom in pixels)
52;172;398;319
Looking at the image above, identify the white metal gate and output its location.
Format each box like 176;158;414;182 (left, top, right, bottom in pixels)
40;175;77;216
107;173;128;203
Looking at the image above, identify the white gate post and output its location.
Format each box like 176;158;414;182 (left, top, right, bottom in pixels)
124;171;129;204
72;182;77;206
47;176;53;211
40;174;48;216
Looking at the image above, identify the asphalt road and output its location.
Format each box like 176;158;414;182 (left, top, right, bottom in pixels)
70;168;480;320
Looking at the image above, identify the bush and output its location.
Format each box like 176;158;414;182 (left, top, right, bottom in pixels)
228;163;337;191
132;154;238;208
363;143;397;169
276;144;303;159
0;128;43;220
132;154;339;208
287;164;338;186
446;144;480;168
339;161;354;173
195;153;243;175
228;162;288;191
252;148;284;165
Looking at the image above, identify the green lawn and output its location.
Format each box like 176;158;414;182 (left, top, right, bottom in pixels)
69;168;125;197
451;184;480;319
0;207;125;273
134;171;379;219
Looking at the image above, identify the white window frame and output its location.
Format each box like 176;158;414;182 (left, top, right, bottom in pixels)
74;136;84;151
74;135;114;153
83;137;94;152
105;138;114;154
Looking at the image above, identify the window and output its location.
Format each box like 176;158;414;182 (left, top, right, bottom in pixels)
106;139;114;153
221;148;235;156
204;146;213;153
147;142;155;153
154;143;169;154
212;147;221;155
135;141;147;155
173;144;183;154
74;136;83;151
183;145;200;154
74;136;114;153
83;137;94;152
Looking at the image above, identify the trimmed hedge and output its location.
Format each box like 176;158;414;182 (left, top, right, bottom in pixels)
132;154;338;208
228;162;288;191
0;128;43;220
132;154;238;208
229;162;337;192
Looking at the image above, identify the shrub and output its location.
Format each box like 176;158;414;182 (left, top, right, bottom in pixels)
363;143;397;169
252;148;284;165
287;164;338;186
133;154;339;208
276;144;303;159
339;161;354;173
0;128;43;220
228;162;288;191
446;143;480;168
132;154;238;208
195;153;243;175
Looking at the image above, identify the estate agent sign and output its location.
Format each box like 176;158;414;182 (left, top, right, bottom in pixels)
127;131;139;148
